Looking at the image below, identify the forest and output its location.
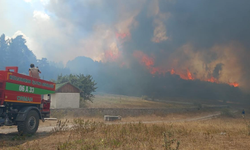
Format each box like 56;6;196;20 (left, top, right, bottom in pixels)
0;34;69;80
1;33;248;103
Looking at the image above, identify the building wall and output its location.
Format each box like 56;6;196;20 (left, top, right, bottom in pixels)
51;93;80;108
51;94;57;108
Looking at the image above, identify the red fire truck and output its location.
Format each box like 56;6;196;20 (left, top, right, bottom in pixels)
0;67;55;135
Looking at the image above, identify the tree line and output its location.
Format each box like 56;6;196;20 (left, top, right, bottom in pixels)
1;33;247;103
0;34;97;102
0;34;69;80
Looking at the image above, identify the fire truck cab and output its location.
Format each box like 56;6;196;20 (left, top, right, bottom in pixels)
0;67;55;135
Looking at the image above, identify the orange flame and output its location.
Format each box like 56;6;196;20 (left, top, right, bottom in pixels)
206;77;218;83
133;51;239;87
187;69;194;80
228;82;239;87
171;69;175;74
170;69;194;80
105;50;120;62
133;51;154;67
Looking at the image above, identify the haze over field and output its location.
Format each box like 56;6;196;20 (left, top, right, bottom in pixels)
1;0;250;101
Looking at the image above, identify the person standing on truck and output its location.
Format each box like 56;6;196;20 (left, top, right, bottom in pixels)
29;64;41;79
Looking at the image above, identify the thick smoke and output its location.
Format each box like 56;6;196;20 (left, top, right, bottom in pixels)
44;0;250;100
213;63;223;79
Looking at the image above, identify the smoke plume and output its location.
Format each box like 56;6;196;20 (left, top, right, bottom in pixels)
38;0;250;100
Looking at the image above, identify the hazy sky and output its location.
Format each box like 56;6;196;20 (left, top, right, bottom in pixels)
0;0;125;63
0;0;171;64
0;0;51;59
1;0;250;90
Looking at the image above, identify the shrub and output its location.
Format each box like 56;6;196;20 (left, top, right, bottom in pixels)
51;119;70;133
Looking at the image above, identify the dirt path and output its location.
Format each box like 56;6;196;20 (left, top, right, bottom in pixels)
0;112;221;134
106;112;220;125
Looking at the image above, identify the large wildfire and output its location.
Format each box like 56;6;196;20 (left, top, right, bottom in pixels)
104;32;241;88
50;0;250;96
132;50;239;87
90;3;243;89
103;46;240;88
99;28;242;88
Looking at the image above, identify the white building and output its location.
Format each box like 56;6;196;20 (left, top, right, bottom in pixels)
49;82;81;108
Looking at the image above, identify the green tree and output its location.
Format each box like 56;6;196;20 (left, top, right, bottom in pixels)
55;74;97;102
0;34;8;69
0;32;70;80
5;35;37;73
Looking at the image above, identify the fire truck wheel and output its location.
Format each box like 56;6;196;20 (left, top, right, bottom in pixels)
17;110;40;135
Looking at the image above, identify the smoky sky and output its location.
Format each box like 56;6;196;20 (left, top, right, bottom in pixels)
44;0;250;94
127;0;250;51
47;0;250;47
213;63;223;79
46;0;142;38
166;0;250;49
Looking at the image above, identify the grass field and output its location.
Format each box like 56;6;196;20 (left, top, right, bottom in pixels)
1;113;250;150
84;94;193;108
1;94;248;149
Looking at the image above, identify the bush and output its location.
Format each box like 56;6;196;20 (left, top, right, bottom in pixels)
51;119;70;133
163;131;180;150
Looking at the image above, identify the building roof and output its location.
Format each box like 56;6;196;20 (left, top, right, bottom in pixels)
55;82;68;91
55;82;81;93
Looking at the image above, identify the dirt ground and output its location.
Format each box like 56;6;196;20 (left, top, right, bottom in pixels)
1;110;250;150
0;110;219;133
0;93;247;149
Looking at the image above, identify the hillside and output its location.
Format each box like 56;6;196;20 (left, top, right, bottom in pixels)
84;94;192;109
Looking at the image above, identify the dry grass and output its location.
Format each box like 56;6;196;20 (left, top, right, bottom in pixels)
42;110;220;127
0;94;245;149
1;114;250;150
85;94;191;108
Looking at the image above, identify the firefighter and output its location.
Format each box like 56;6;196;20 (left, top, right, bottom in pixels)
29;64;41;79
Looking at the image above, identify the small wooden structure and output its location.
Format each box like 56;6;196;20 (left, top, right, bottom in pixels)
48;82;81;108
